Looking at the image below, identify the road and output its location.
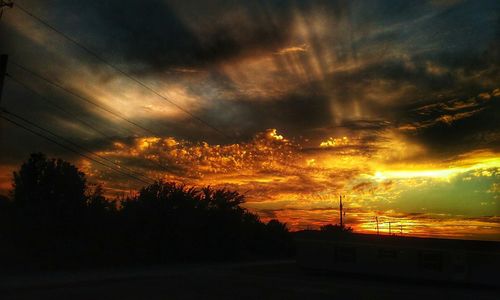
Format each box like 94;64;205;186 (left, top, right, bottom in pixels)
1;261;497;299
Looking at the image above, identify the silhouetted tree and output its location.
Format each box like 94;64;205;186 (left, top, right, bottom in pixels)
263;219;294;257
86;184;116;214
320;223;353;234
118;181;294;262
12;153;87;223
0;194;12;232
0;194;10;217
1;154;294;269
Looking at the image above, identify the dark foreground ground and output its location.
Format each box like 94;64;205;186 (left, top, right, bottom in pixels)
0;261;498;300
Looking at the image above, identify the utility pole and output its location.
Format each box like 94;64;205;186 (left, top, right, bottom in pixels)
0;55;7;107
376;216;379;235
339;195;343;228
388;222;392;235
400;224;403;235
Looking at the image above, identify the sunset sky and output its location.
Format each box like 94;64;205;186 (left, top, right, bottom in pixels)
0;0;499;240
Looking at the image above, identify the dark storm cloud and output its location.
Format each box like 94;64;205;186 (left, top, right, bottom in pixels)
185;22;499;149
13;0;498;142
202;87;333;140
402;92;500;157
43;0;299;73
29;0;363;75
298;4;499;156
1;0;499;173
327;54;494;108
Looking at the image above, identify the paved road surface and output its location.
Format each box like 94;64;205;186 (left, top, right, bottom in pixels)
0;261;497;299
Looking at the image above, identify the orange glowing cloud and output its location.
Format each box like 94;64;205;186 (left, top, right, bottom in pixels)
63;128;496;240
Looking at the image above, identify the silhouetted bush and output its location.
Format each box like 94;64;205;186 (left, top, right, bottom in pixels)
320;223;353;234
0;153;294;270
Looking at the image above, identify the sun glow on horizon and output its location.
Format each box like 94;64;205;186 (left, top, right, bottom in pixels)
369;157;500;180
1;0;499;242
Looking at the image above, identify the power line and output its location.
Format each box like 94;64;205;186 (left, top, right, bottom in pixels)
13;2;231;140
6;2;254;185
9;2;292;183
1;108;156;184
0;112;153;186
10;61;160;137
0;110;154;186
2;108;157;184
6;73;113;139
5;72;179;176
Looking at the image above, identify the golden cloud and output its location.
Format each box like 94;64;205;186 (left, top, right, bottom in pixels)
66;128;495;238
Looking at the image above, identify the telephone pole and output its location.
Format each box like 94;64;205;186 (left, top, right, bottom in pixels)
388;222;392;235
339;195;343;228
375;216;379;235
0;55;7;106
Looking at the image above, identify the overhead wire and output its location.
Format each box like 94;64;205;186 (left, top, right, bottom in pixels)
1;108;157;184
4;74;175;177
0;113;153;185
10;61;161;137
6;73;113;139
1;108;156;184
5;1;265;186
13;1;232;141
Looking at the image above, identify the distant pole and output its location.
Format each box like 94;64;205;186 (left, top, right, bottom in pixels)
376;217;379;235
400;224;403;235
388;222;392;235
0;55;7;106
339;195;343;228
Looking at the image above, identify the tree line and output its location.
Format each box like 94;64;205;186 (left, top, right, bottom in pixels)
0;153;294;270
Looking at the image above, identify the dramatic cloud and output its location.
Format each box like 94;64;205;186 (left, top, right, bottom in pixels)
0;0;498;240
70;128;499;240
